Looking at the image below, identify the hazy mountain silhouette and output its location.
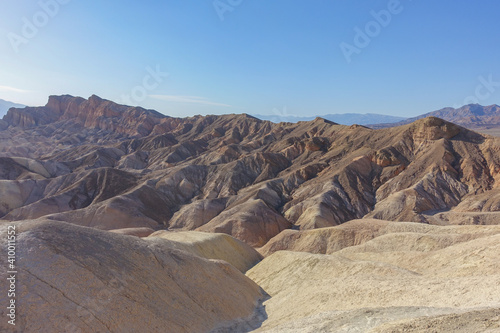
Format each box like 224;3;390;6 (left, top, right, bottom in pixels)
253;113;407;125
0;98;25;118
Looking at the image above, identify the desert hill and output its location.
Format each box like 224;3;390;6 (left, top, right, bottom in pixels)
3;218;499;332
247;218;500;332
0;221;265;332
1;95;500;247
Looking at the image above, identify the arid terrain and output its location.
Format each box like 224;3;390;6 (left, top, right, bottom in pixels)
371;103;500;137
1;95;500;332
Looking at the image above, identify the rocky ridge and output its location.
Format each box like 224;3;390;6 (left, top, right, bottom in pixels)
1;96;500;247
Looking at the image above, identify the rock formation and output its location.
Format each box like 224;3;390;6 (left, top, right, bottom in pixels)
147;231;262;272
2;95;500;246
259;218;500;256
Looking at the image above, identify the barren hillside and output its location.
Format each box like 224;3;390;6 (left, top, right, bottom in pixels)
1;95;500;247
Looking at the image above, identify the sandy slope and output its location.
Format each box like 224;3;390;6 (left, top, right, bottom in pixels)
0;220;264;333
147;230;262;272
1;217;499;332
247;220;500;332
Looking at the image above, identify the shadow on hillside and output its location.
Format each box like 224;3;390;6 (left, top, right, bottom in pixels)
210;292;270;333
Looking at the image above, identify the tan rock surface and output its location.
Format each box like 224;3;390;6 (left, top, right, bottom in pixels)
247;220;500;331
259;218;500;256
0;220;264;333
254;307;500;333
369;307;500;333
148;231;262;273
109;226;155;237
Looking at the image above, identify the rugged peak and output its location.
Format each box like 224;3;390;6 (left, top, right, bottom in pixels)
409;116;464;141
88;94;103;102
312;117;338;125
349;124;370;130
4;95;165;137
47;94;77;102
414;116;448;126
240;113;260;120
218;113;262;122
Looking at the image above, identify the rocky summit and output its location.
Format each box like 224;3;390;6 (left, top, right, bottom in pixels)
1;95;500;332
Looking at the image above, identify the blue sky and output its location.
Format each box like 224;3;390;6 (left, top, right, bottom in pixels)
0;0;499;117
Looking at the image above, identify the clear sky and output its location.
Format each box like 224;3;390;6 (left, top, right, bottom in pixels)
0;0;499;117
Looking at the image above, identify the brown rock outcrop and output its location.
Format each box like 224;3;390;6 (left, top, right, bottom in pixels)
197;199;292;247
4;95;166;136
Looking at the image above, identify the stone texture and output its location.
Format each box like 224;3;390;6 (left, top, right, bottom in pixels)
247;219;500;332
197;199;291;247
0;220;264;333
109;227;156;237
148;231;263;272
259;218;500;256
2;95;500;247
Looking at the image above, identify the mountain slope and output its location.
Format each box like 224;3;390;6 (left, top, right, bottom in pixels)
0;220;264;332
247;219;500;332
0;99;26;129
1;95;500;247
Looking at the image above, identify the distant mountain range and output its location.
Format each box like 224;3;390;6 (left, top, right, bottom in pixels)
253;113;407;125
254;104;500;135
371;104;500;134
0;99;26;118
